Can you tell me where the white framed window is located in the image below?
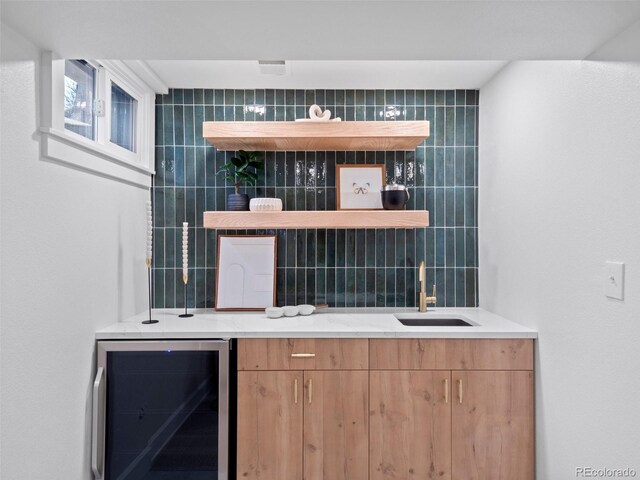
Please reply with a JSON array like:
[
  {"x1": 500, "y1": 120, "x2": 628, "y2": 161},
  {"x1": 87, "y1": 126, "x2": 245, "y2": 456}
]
[
  {"x1": 64, "y1": 59, "x2": 97, "y2": 141},
  {"x1": 40, "y1": 53, "x2": 167, "y2": 188},
  {"x1": 109, "y1": 80, "x2": 138, "y2": 153}
]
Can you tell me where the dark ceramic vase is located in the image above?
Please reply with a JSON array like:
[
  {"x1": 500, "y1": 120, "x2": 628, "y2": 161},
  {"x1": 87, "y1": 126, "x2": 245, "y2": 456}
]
[{"x1": 227, "y1": 193, "x2": 249, "y2": 211}]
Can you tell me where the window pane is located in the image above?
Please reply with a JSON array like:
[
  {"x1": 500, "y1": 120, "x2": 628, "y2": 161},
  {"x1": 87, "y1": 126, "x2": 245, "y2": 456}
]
[
  {"x1": 111, "y1": 82, "x2": 137, "y2": 152},
  {"x1": 64, "y1": 60, "x2": 96, "y2": 140}
]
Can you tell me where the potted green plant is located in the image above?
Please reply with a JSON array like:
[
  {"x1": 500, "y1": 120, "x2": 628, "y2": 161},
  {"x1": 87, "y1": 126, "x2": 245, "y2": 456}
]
[{"x1": 217, "y1": 150, "x2": 264, "y2": 211}]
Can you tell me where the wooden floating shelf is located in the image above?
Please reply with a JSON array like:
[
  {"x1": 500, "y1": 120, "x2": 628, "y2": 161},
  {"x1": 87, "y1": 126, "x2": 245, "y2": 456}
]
[
  {"x1": 203, "y1": 210, "x2": 429, "y2": 230},
  {"x1": 202, "y1": 121, "x2": 430, "y2": 151}
]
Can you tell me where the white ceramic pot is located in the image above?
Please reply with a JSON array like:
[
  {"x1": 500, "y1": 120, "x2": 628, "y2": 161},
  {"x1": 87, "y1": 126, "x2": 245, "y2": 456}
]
[
  {"x1": 297, "y1": 304, "x2": 315, "y2": 316},
  {"x1": 249, "y1": 198, "x2": 283, "y2": 211},
  {"x1": 265, "y1": 307, "x2": 284, "y2": 318},
  {"x1": 282, "y1": 306, "x2": 299, "y2": 317}
]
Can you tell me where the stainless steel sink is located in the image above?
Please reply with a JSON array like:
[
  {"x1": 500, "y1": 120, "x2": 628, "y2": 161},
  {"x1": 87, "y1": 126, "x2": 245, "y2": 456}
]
[{"x1": 394, "y1": 313, "x2": 476, "y2": 327}]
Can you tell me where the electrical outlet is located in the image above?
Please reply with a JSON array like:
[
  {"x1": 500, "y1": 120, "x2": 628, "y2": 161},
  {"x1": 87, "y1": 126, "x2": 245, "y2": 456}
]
[{"x1": 605, "y1": 261, "x2": 624, "y2": 300}]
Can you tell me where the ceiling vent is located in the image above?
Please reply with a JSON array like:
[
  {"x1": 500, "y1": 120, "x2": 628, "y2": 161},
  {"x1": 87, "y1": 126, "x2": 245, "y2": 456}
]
[{"x1": 258, "y1": 60, "x2": 288, "y2": 76}]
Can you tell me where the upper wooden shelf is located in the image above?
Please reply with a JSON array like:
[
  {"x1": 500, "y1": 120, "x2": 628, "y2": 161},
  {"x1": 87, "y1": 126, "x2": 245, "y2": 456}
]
[
  {"x1": 202, "y1": 121, "x2": 430, "y2": 151},
  {"x1": 203, "y1": 210, "x2": 429, "y2": 230}
]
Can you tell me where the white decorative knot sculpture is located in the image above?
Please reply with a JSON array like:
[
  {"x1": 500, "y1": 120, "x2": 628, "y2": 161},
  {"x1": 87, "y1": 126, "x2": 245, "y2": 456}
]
[{"x1": 295, "y1": 104, "x2": 342, "y2": 122}]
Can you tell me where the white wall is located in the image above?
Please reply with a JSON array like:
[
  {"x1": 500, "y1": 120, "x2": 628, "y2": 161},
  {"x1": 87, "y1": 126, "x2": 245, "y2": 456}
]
[
  {"x1": 0, "y1": 25, "x2": 149, "y2": 479},
  {"x1": 480, "y1": 61, "x2": 640, "y2": 478}
]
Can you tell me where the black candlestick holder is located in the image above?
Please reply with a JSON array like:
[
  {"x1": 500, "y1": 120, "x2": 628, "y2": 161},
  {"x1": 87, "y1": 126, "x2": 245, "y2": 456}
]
[
  {"x1": 179, "y1": 275, "x2": 194, "y2": 318},
  {"x1": 142, "y1": 259, "x2": 159, "y2": 324}
]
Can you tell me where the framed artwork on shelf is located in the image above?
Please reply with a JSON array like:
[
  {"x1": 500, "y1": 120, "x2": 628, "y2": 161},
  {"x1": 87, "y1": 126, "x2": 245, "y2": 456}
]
[
  {"x1": 215, "y1": 235, "x2": 277, "y2": 311},
  {"x1": 336, "y1": 164, "x2": 386, "y2": 210}
]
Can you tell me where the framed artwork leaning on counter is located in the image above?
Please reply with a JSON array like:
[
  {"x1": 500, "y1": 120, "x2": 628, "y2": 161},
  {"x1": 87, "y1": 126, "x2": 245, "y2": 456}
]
[{"x1": 215, "y1": 235, "x2": 277, "y2": 311}]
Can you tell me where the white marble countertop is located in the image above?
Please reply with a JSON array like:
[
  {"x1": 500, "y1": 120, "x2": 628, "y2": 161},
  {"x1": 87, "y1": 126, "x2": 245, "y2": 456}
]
[{"x1": 96, "y1": 307, "x2": 537, "y2": 339}]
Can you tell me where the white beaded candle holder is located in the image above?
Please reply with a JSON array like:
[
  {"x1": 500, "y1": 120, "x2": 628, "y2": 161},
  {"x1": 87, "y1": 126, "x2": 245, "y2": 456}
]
[
  {"x1": 179, "y1": 222, "x2": 193, "y2": 318},
  {"x1": 143, "y1": 200, "x2": 159, "y2": 324}
]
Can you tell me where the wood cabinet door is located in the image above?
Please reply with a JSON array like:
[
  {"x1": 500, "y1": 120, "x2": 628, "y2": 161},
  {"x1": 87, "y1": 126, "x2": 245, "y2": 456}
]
[
  {"x1": 237, "y1": 371, "x2": 303, "y2": 480},
  {"x1": 370, "y1": 370, "x2": 452, "y2": 480},
  {"x1": 452, "y1": 371, "x2": 534, "y2": 480},
  {"x1": 303, "y1": 370, "x2": 369, "y2": 480}
]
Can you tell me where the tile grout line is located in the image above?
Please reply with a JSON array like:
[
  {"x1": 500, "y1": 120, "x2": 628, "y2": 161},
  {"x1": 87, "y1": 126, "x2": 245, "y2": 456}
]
[{"x1": 463, "y1": 91, "x2": 468, "y2": 307}]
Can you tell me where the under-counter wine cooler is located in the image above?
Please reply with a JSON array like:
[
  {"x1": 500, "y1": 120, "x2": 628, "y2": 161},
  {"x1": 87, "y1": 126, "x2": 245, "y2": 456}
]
[{"x1": 92, "y1": 340, "x2": 229, "y2": 480}]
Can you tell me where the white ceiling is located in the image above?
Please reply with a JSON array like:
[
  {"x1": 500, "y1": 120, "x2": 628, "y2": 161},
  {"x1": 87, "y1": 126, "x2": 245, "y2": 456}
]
[
  {"x1": 145, "y1": 60, "x2": 508, "y2": 88},
  {"x1": 2, "y1": 1, "x2": 640, "y2": 88}
]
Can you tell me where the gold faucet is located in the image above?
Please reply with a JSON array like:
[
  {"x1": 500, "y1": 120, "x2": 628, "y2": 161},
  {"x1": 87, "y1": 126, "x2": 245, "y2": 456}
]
[{"x1": 418, "y1": 260, "x2": 437, "y2": 312}]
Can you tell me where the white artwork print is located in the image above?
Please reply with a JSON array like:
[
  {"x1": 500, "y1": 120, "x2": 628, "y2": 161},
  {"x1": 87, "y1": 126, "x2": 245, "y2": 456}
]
[
  {"x1": 339, "y1": 167, "x2": 384, "y2": 209},
  {"x1": 216, "y1": 236, "x2": 276, "y2": 309}
]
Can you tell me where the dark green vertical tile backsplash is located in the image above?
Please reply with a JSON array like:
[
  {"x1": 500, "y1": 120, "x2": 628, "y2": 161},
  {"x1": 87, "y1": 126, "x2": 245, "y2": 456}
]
[{"x1": 152, "y1": 89, "x2": 478, "y2": 308}]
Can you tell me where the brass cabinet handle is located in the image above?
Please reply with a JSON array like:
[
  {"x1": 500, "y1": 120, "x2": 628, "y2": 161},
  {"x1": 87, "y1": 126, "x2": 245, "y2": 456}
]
[
  {"x1": 457, "y1": 379, "x2": 463, "y2": 404},
  {"x1": 294, "y1": 378, "x2": 298, "y2": 404},
  {"x1": 444, "y1": 378, "x2": 449, "y2": 404},
  {"x1": 291, "y1": 353, "x2": 316, "y2": 358},
  {"x1": 308, "y1": 378, "x2": 313, "y2": 404}
]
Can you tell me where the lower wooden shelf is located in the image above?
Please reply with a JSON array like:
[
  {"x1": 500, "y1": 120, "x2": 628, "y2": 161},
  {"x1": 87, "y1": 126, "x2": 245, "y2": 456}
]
[{"x1": 203, "y1": 210, "x2": 429, "y2": 229}]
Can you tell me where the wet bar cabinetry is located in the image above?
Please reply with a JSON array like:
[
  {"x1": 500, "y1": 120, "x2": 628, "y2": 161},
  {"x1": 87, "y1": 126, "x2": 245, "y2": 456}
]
[
  {"x1": 236, "y1": 339, "x2": 369, "y2": 480},
  {"x1": 369, "y1": 338, "x2": 534, "y2": 480},
  {"x1": 236, "y1": 338, "x2": 534, "y2": 480}
]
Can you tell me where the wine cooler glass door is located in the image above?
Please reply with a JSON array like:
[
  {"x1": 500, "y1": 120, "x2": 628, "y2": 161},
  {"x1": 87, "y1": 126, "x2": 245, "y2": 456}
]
[{"x1": 93, "y1": 340, "x2": 229, "y2": 480}]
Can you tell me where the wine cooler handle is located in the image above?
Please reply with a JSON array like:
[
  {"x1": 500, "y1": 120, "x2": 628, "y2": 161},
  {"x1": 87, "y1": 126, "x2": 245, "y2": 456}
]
[{"x1": 92, "y1": 367, "x2": 105, "y2": 479}]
